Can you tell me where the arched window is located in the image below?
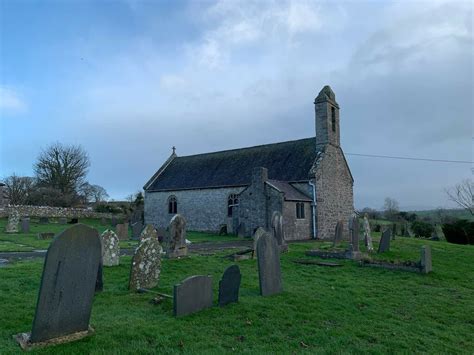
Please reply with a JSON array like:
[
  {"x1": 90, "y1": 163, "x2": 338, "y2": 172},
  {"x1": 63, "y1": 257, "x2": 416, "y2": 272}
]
[
  {"x1": 296, "y1": 202, "x2": 305, "y2": 219},
  {"x1": 227, "y1": 194, "x2": 239, "y2": 217},
  {"x1": 168, "y1": 196, "x2": 177, "y2": 214},
  {"x1": 331, "y1": 106, "x2": 336, "y2": 133}
]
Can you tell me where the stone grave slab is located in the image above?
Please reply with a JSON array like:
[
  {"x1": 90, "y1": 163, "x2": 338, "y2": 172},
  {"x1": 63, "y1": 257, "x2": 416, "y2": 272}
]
[
  {"x1": 218, "y1": 265, "x2": 241, "y2": 306},
  {"x1": 14, "y1": 224, "x2": 101, "y2": 349},
  {"x1": 257, "y1": 232, "x2": 282, "y2": 297},
  {"x1": 420, "y1": 245, "x2": 432, "y2": 273},
  {"x1": 378, "y1": 229, "x2": 391, "y2": 253},
  {"x1": 129, "y1": 225, "x2": 162, "y2": 291},
  {"x1": 101, "y1": 230, "x2": 120, "y2": 266},
  {"x1": 21, "y1": 217, "x2": 30, "y2": 233},
  {"x1": 168, "y1": 214, "x2": 188, "y2": 258},
  {"x1": 173, "y1": 275, "x2": 213, "y2": 317},
  {"x1": 332, "y1": 221, "x2": 344, "y2": 246}
]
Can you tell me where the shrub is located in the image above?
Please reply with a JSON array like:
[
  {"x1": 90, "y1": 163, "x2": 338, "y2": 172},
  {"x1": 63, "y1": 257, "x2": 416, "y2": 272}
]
[
  {"x1": 374, "y1": 224, "x2": 381, "y2": 232},
  {"x1": 411, "y1": 221, "x2": 434, "y2": 238},
  {"x1": 94, "y1": 203, "x2": 122, "y2": 214},
  {"x1": 442, "y1": 220, "x2": 474, "y2": 245}
]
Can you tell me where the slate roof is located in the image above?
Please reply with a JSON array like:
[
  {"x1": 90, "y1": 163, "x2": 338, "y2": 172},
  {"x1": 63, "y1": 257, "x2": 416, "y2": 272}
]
[
  {"x1": 266, "y1": 180, "x2": 312, "y2": 202},
  {"x1": 145, "y1": 138, "x2": 317, "y2": 192}
]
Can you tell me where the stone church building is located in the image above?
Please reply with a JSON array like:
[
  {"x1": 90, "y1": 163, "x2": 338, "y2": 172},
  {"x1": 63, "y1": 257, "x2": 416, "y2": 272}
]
[{"x1": 144, "y1": 86, "x2": 354, "y2": 240}]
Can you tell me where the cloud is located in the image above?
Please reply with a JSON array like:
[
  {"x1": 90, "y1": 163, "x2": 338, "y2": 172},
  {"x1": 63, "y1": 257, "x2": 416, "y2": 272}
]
[{"x1": 0, "y1": 86, "x2": 27, "y2": 115}]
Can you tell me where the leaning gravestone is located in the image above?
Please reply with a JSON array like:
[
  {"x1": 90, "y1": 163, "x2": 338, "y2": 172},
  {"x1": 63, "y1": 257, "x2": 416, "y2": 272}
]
[
  {"x1": 131, "y1": 222, "x2": 144, "y2": 240},
  {"x1": 5, "y1": 210, "x2": 20, "y2": 233},
  {"x1": 332, "y1": 221, "x2": 344, "y2": 247},
  {"x1": 21, "y1": 217, "x2": 30, "y2": 233},
  {"x1": 115, "y1": 223, "x2": 129, "y2": 240},
  {"x1": 271, "y1": 211, "x2": 288, "y2": 252},
  {"x1": 218, "y1": 265, "x2": 241, "y2": 306},
  {"x1": 14, "y1": 224, "x2": 101, "y2": 350},
  {"x1": 101, "y1": 230, "x2": 120, "y2": 266},
  {"x1": 129, "y1": 225, "x2": 163, "y2": 291},
  {"x1": 174, "y1": 275, "x2": 213, "y2": 317},
  {"x1": 420, "y1": 245, "x2": 432, "y2": 273},
  {"x1": 168, "y1": 214, "x2": 188, "y2": 258},
  {"x1": 257, "y1": 232, "x2": 283, "y2": 297},
  {"x1": 378, "y1": 229, "x2": 391, "y2": 253},
  {"x1": 252, "y1": 227, "x2": 267, "y2": 259}
]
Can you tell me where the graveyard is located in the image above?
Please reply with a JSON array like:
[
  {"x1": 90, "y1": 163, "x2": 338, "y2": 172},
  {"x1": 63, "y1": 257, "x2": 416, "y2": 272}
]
[{"x1": 0, "y1": 218, "x2": 473, "y2": 353}]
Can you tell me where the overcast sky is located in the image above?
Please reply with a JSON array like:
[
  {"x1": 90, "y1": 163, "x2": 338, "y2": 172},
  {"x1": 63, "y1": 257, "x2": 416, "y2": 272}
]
[{"x1": 0, "y1": 0, "x2": 472, "y2": 210}]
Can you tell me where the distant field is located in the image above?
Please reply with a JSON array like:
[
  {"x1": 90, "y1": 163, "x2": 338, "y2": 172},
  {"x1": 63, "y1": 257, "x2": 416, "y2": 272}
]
[{"x1": 413, "y1": 208, "x2": 474, "y2": 221}]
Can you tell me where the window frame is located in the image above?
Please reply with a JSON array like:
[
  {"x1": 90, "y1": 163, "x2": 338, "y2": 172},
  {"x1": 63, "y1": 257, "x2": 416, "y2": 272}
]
[
  {"x1": 296, "y1": 202, "x2": 305, "y2": 219},
  {"x1": 227, "y1": 193, "x2": 239, "y2": 217},
  {"x1": 168, "y1": 195, "x2": 177, "y2": 214}
]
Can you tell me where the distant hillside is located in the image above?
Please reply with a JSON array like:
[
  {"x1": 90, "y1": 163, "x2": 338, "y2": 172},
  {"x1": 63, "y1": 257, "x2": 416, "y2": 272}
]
[{"x1": 412, "y1": 208, "x2": 474, "y2": 222}]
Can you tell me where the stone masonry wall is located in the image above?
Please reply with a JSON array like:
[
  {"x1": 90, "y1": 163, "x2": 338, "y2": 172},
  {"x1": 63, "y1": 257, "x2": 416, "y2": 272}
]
[
  {"x1": 144, "y1": 187, "x2": 245, "y2": 232},
  {"x1": 0, "y1": 205, "x2": 116, "y2": 219},
  {"x1": 314, "y1": 145, "x2": 354, "y2": 240},
  {"x1": 282, "y1": 201, "x2": 312, "y2": 241}
]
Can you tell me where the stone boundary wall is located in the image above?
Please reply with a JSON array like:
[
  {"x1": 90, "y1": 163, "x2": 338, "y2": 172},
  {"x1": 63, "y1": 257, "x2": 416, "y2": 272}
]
[{"x1": 0, "y1": 205, "x2": 120, "y2": 219}]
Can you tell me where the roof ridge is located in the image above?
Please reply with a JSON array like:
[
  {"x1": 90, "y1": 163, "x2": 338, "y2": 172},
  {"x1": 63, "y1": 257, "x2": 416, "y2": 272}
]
[{"x1": 176, "y1": 137, "x2": 314, "y2": 159}]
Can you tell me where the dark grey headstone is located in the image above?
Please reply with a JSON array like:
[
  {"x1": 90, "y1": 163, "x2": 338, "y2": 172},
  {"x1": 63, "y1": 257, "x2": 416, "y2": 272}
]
[
  {"x1": 29, "y1": 224, "x2": 101, "y2": 343},
  {"x1": 333, "y1": 221, "x2": 344, "y2": 246},
  {"x1": 218, "y1": 265, "x2": 241, "y2": 306},
  {"x1": 257, "y1": 233, "x2": 282, "y2": 297},
  {"x1": 21, "y1": 217, "x2": 30, "y2": 233},
  {"x1": 378, "y1": 229, "x2": 391, "y2": 253},
  {"x1": 39, "y1": 217, "x2": 49, "y2": 224},
  {"x1": 173, "y1": 275, "x2": 213, "y2": 317}
]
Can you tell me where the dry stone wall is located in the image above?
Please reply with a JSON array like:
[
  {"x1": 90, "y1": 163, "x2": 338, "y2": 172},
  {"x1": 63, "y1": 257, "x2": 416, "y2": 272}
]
[{"x1": 0, "y1": 205, "x2": 118, "y2": 219}]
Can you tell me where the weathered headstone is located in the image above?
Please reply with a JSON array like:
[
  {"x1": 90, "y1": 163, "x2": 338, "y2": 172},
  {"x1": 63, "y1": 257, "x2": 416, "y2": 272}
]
[
  {"x1": 271, "y1": 211, "x2": 288, "y2": 252},
  {"x1": 116, "y1": 223, "x2": 129, "y2": 240},
  {"x1": 101, "y1": 230, "x2": 120, "y2": 266},
  {"x1": 131, "y1": 222, "x2": 144, "y2": 240},
  {"x1": 252, "y1": 227, "x2": 267, "y2": 259},
  {"x1": 39, "y1": 217, "x2": 49, "y2": 225},
  {"x1": 218, "y1": 265, "x2": 241, "y2": 306},
  {"x1": 332, "y1": 220, "x2": 344, "y2": 246},
  {"x1": 420, "y1": 245, "x2": 432, "y2": 273},
  {"x1": 129, "y1": 225, "x2": 163, "y2": 291},
  {"x1": 14, "y1": 224, "x2": 101, "y2": 349},
  {"x1": 378, "y1": 229, "x2": 391, "y2": 253},
  {"x1": 5, "y1": 210, "x2": 20, "y2": 233},
  {"x1": 168, "y1": 214, "x2": 188, "y2": 258},
  {"x1": 257, "y1": 232, "x2": 283, "y2": 297},
  {"x1": 349, "y1": 216, "x2": 360, "y2": 252},
  {"x1": 363, "y1": 214, "x2": 374, "y2": 251},
  {"x1": 173, "y1": 275, "x2": 213, "y2": 317},
  {"x1": 21, "y1": 217, "x2": 30, "y2": 233},
  {"x1": 59, "y1": 217, "x2": 67, "y2": 225}
]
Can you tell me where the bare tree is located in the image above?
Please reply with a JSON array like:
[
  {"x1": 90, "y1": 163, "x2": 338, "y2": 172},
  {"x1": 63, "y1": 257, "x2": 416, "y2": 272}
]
[
  {"x1": 383, "y1": 197, "x2": 399, "y2": 220},
  {"x1": 78, "y1": 183, "x2": 109, "y2": 204},
  {"x1": 91, "y1": 184, "x2": 109, "y2": 203},
  {"x1": 4, "y1": 174, "x2": 36, "y2": 205},
  {"x1": 446, "y1": 179, "x2": 473, "y2": 215},
  {"x1": 34, "y1": 143, "x2": 90, "y2": 194}
]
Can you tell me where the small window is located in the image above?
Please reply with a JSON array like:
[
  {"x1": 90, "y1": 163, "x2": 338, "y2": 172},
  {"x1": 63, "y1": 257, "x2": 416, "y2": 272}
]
[
  {"x1": 331, "y1": 107, "x2": 336, "y2": 133},
  {"x1": 296, "y1": 202, "x2": 305, "y2": 219},
  {"x1": 228, "y1": 194, "x2": 239, "y2": 217},
  {"x1": 168, "y1": 196, "x2": 177, "y2": 214}
]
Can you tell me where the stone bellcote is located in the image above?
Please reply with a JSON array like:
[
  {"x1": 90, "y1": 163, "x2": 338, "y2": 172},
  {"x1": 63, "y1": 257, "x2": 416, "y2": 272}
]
[{"x1": 314, "y1": 85, "x2": 340, "y2": 151}]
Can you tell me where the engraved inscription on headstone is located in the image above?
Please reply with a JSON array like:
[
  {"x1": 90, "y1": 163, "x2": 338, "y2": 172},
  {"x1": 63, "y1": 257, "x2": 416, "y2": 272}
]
[
  {"x1": 174, "y1": 275, "x2": 213, "y2": 317},
  {"x1": 257, "y1": 232, "x2": 283, "y2": 297},
  {"x1": 218, "y1": 265, "x2": 241, "y2": 306}
]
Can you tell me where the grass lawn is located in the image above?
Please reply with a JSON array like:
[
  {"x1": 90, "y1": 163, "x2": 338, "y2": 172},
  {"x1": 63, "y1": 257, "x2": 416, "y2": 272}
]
[
  {"x1": 0, "y1": 218, "x2": 240, "y2": 252},
  {"x1": 0, "y1": 234, "x2": 473, "y2": 353}
]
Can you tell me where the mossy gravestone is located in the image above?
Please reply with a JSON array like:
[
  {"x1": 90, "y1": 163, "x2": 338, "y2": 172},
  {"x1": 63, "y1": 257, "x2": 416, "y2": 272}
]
[
  {"x1": 257, "y1": 232, "x2": 282, "y2": 297},
  {"x1": 5, "y1": 210, "x2": 20, "y2": 233},
  {"x1": 218, "y1": 265, "x2": 241, "y2": 306},
  {"x1": 14, "y1": 224, "x2": 101, "y2": 350},
  {"x1": 101, "y1": 230, "x2": 120, "y2": 266}
]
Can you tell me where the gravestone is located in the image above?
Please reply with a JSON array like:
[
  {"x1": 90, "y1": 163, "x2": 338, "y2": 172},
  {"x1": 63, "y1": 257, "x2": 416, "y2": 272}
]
[
  {"x1": 420, "y1": 245, "x2": 432, "y2": 273},
  {"x1": 173, "y1": 275, "x2": 213, "y2": 317},
  {"x1": 101, "y1": 230, "x2": 120, "y2": 266},
  {"x1": 252, "y1": 227, "x2": 267, "y2": 258},
  {"x1": 156, "y1": 227, "x2": 167, "y2": 244},
  {"x1": 257, "y1": 232, "x2": 283, "y2": 297},
  {"x1": 21, "y1": 217, "x2": 30, "y2": 233},
  {"x1": 363, "y1": 214, "x2": 374, "y2": 251},
  {"x1": 5, "y1": 210, "x2": 20, "y2": 233},
  {"x1": 332, "y1": 221, "x2": 344, "y2": 246},
  {"x1": 131, "y1": 222, "x2": 144, "y2": 240},
  {"x1": 218, "y1": 265, "x2": 241, "y2": 306},
  {"x1": 115, "y1": 223, "x2": 129, "y2": 240},
  {"x1": 271, "y1": 211, "x2": 288, "y2": 252},
  {"x1": 111, "y1": 216, "x2": 118, "y2": 227},
  {"x1": 129, "y1": 225, "x2": 163, "y2": 291},
  {"x1": 349, "y1": 216, "x2": 360, "y2": 252},
  {"x1": 39, "y1": 217, "x2": 49, "y2": 224},
  {"x1": 168, "y1": 214, "x2": 188, "y2": 258},
  {"x1": 378, "y1": 229, "x2": 391, "y2": 253},
  {"x1": 14, "y1": 224, "x2": 101, "y2": 349},
  {"x1": 59, "y1": 217, "x2": 67, "y2": 225}
]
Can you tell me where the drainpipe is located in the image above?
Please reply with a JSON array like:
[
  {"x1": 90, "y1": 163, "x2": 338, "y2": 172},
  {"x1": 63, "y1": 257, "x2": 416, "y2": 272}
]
[{"x1": 308, "y1": 181, "x2": 317, "y2": 239}]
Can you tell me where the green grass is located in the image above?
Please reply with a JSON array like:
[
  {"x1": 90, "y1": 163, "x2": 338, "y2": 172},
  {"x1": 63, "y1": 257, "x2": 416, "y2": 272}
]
[
  {"x1": 0, "y1": 235, "x2": 473, "y2": 353},
  {"x1": 0, "y1": 219, "x2": 240, "y2": 252}
]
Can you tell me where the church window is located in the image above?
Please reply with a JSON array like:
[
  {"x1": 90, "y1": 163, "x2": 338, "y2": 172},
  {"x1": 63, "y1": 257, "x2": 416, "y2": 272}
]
[
  {"x1": 296, "y1": 202, "x2": 305, "y2": 219},
  {"x1": 168, "y1": 196, "x2": 177, "y2": 214},
  {"x1": 228, "y1": 194, "x2": 239, "y2": 217},
  {"x1": 331, "y1": 107, "x2": 336, "y2": 133}
]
